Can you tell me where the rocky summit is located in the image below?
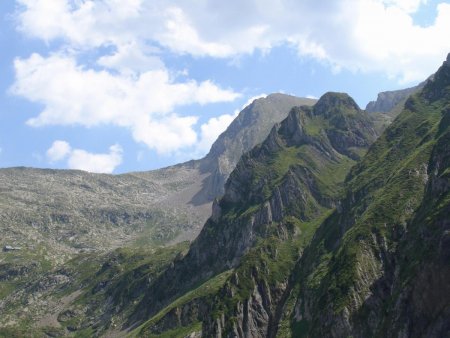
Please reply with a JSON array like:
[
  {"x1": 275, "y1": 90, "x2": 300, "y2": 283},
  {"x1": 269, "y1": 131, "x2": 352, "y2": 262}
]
[{"x1": 0, "y1": 55, "x2": 449, "y2": 338}]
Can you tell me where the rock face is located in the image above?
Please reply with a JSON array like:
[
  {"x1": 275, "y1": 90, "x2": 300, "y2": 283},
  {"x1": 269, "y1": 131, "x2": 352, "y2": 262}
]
[
  {"x1": 3, "y1": 55, "x2": 449, "y2": 337},
  {"x1": 132, "y1": 91, "x2": 377, "y2": 337},
  {"x1": 131, "y1": 56, "x2": 449, "y2": 338},
  {"x1": 287, "y1": 53, "x2": 450, "y2": 338},
  {"x1": 193, "y1": 93, "x2": 316, "y2": 202},
  {"x1": 365, "y1": 83, "x2": 423, "y2": 115},
  {"x1": 0, "y1": 93, "x2": 315, "y2": 266}
]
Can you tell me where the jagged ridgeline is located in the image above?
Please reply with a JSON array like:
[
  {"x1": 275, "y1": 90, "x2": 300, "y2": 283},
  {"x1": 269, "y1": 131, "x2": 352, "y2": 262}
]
[
  {"x1": 132, "y1": 55, "x2": 450, "y2": 338},
  {"x1": 284, "y1": 54, "x2": 450, "y2": 337},
  {"x1": 131, "y1": 92, "x2": 377, "y2": 336},
  {"x1": 1, "y1": 55, "x2": 449, "y2": 337}
]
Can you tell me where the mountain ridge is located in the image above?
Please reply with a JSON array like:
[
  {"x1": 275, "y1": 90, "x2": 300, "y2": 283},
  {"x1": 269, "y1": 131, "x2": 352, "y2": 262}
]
[
  {"x1": 131, "y1": 91, "x2": 378, "y2": 336},
  {"x1": 1, "y1": 55, "x2": 449, "y2": 337}
]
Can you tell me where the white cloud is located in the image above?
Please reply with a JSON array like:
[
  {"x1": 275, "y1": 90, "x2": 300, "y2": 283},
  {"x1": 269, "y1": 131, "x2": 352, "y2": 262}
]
[
  {"x1": 12, "y1": 53, "x2": 239, "y2": 153},
  {"x1": 46, "y1": 140, "x2": 123, "y2": 173},
  {"x1": 11, "y1": 0, "x2": 450, "y2": 163},
  {"x1": 68, "y1": 144, "x2": 123, "y2": 173},
  {"x1": 97, "y1": 43, "x2": 164, "y2": 75},
  {"x1": 192, "y1": 94, "x2": 266, "y2": 157},
  {"x1": 46, "y1": 140, "x2": 71, "y2": 162},
  {"x1": 15, "y1": 0, "x2": 450, "y2": 83},
  {"x1": 197, "y1": 112, "x2": 238, "y2": 154}
]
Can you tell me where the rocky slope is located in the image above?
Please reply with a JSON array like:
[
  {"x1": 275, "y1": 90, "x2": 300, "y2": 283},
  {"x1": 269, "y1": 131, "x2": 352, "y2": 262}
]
[
  {"x1": 132, "y1": 55, "x2": 449, "y2": 337},
  {"x1": 0, "y1": 94, "x2": 313, "y2": 274},
  {"x1": 281, "y1": 53, "x2": 450, "y2": 337},
  {"x1": 195, "y1": 94, "x2": 316, "y2": 201},
  {"x1": 365, "y1": 82, "x2": 423, "y2": 116},
  {"x1": 0, "y1": 166, "x2": 207, "y2": 265},
  {"x1": 130, "y1": 91, "x2": 377, "y2": 337},
  {"x1": 2, "y1": 55, "x2": 448, "y2": 337}
]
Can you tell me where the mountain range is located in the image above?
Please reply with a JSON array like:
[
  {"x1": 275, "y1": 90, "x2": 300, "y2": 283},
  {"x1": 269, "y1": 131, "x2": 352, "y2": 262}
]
[{"x1": 0, "y1": 55, "x2": 449, "y2": 337}]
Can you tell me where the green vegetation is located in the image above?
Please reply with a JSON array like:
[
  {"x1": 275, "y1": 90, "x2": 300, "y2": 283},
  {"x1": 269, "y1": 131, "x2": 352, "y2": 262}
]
[
  {"x1": 286, "y1": 60, "x2": 450, "y2": 337},
  {"x1": 0, "y1": 242, "x2": 190, "y2": 337},
  {"x1": 141, "y1": 321, "x2": 202, "y2": 338},
  {"x1": 195, "y1": 93, "x2": 374, "y2": 335},
  {"x1": 2, "y1": 59, "x2": 448, "y2": 338},
  {"x1": 135, "y1": 270, "x2": 231, "y2": 337}
]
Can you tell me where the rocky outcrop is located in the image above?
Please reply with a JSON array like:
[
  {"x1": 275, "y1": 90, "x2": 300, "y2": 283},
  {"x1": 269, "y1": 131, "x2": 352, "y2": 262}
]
[
  {"x1": 204, "y1": 277, "x2": 283, "y2": 338},
  {"x1": 132, "y1": 91, "x2": 378, "y2": 336},
  {"x1": 286, "y1": 53, "x2": 450, "y2": 338},
  {"x1": 194, "y1": 94, "x2": 316, "y2": 202},
  {"x1": 366, "y1": 83, "x2": 423, "y2": 115},
  {"x1": 148, "y1": 298, "x2": 209, "y2": 335}
]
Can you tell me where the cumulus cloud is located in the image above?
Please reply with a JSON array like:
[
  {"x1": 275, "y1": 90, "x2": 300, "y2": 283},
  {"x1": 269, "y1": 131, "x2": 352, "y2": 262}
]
[
  {"x1": 197, "y1": 112, "x2": 238, "y2": 154},
  {"x1": 46, "y1": 141, "x2": 123, "y2": 173},
  {"x1": 12, "y1": 53, "x2": 239, "y2": 153},
  {"x1": 68, "y1": 144, "x2": 123, "y2": 173},
  {"x1": 46, "y1": 140, "x2": 71, "y2": 162},
  {"x1": 12, "y1": 0, "x2": 450, "y2": 162},
  {"x1": 15, "y1": 0, "x2": 450, "y2": 82}
]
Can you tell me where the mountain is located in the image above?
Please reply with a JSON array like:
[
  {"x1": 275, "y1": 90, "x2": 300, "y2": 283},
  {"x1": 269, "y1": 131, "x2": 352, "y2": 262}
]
[
  {"x1": 130, "y1": 91, "x2": 378, "y2": 336},
  {"x1": 283, "y1": 53, "x2": 450, "y2": 337},
  {"x1": 365, "y1": 82, "x2": 424, "y2": 116},
  {"x1": 194, "y1": 94, "x2": 317, "y2": 202},
  {"x1": 0, "y1": 166, "x2": 206, "y2": 265},
  {"x1": 0, "y1": 94, "x2": 314, "y2": 264},
  {"x1": 132, "y1": 55, "x2": 449, "y2": 337},
  {"x1": 0, "y1": 93, "x2": 316, "y2": 335},
  {"x1": 0, "y1": 92, "x2": 373, "y2": 337},
  {"x1": 2, "y1": 55, "x2": 448, "y2": 337}
]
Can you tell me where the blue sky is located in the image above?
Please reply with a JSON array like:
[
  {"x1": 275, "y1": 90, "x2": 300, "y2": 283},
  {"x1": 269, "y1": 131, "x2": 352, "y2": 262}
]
[{"x1": 0, "y1": 0, "x2": 449, "y2": 173}]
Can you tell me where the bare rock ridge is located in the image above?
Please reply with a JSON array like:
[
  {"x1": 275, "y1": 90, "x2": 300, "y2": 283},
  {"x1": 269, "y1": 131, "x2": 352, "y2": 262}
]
[
  {"x1": 365, "y1": 82, "x2": 424, "y2": 116},
  {"x1": 190, "y1": 93, "x2": 317, "y2": 204}
]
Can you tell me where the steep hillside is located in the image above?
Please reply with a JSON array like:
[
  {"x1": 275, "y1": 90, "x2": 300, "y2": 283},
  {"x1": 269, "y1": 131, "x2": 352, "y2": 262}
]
[
  {"x1": 283, "y1": 53, "x2": 450, "y2": 338},
  {"x1": 131, "y1": 55, "x2": 449, "y2": 338},
  {"x1": 130, "y1": 92, "x2": 377, "y2": 337}
]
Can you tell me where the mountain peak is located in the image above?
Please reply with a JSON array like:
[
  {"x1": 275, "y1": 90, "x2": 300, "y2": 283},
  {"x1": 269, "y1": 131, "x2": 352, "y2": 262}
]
[
  {"x1": 314, "y1": 92, "x2": 360, "y2": 117},
  {"x1": 196, "y1": 93, "x2": 316, "y2": 201}
]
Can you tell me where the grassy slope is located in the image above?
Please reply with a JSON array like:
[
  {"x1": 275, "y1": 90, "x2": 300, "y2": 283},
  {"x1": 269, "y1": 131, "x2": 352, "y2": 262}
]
[
  {"x1": 0, "y1": 243, "x2": 189, "y2": 337},
  {"x1": 286, "y1": 60, "x2": 450, "y2": 337},
  {"x1": 131, "y1": 93, "x2": 376, "y2": 337}
]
